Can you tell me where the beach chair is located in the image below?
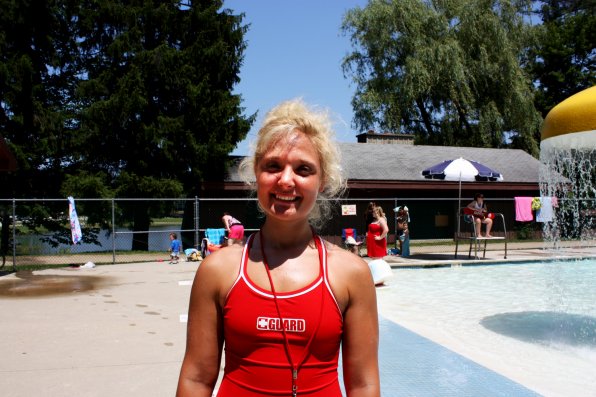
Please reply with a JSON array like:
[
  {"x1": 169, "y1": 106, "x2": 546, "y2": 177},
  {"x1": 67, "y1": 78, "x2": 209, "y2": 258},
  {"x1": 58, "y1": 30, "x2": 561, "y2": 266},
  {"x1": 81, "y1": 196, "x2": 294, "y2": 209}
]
[
  {"x1": 342, "y1": 228, "x2": 363, "y2": 256},
  {"x1": 200, "y1": 228, "x2": 227, "y2": 257}
]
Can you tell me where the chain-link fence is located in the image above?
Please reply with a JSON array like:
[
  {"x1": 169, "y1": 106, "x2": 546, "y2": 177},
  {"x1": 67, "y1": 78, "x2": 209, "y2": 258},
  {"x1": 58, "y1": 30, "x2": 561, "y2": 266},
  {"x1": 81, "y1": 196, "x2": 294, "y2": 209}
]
[{"x1": 1, "y1": 196, "x2": 592, "y2": 269}]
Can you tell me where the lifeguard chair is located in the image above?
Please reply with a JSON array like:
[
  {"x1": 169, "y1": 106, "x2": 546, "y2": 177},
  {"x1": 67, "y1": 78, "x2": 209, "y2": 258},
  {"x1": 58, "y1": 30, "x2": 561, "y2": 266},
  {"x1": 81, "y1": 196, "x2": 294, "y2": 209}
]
[{"x1": 454, "y1": 207, "x2": 508, "y2": 259}]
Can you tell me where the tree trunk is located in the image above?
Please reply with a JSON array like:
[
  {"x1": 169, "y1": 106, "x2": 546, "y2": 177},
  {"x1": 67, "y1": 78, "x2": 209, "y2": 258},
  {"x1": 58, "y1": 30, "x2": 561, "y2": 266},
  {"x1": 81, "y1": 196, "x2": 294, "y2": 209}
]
[
  {"x1": 1, "y1": 211, "x2": 10, "y2": 266},
  {"x1": 131, "y1": 204, "x2": 150, "y2": 251},
  {"x1": 416, "y1": 98, "x2": 435, "y2": 136}
]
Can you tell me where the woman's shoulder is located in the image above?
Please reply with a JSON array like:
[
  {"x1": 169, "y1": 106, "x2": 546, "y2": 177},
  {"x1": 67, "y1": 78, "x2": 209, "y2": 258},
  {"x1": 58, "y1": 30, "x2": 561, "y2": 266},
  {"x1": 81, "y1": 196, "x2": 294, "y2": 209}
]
[
  {"x1": 196, "y1": 244, "x2": 244, "y2": 283},
  {"x1": 324, "y1": 241, "x2": 370, "y2": 276}
]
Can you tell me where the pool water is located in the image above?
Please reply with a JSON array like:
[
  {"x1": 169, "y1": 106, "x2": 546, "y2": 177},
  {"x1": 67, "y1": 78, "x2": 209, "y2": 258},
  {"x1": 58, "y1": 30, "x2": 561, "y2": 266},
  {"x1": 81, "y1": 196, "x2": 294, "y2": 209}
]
[{"x1": 376, "y1": 259, "x2": 596, "y2": 397}]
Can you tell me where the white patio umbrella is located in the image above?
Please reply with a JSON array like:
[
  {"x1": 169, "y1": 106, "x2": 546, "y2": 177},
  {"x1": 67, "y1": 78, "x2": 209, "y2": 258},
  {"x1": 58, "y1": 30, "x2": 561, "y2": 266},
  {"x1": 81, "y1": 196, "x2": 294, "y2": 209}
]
[{"x1": 421, "y1": 157, "x2": 504, "y2": 209}]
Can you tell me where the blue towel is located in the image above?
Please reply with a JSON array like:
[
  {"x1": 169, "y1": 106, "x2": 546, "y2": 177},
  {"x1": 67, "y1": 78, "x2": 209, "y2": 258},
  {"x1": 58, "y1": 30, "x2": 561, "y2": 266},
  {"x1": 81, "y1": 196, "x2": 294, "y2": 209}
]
[
  {"x1": 205, "y1": 228, "x2": 226, "y2": 245},
  {"x1": 184, "y1": 248, "x2": 199, "y2": 256}
]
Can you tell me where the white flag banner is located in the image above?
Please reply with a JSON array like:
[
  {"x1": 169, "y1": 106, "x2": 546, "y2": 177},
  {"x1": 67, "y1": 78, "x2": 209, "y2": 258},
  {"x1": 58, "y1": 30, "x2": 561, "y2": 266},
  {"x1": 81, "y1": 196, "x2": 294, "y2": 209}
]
[{"x1": 68, "y1": 196, "x2": 82, "y2": 244}]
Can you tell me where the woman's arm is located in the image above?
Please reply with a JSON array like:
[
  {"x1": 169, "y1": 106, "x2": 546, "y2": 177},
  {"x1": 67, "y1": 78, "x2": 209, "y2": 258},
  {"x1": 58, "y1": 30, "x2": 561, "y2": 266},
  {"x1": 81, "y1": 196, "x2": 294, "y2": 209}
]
[
  {"x1": 340, "y1": 256, "x2": 380, "y2": 397},
  {"x1": 176, "y1": 255, "x2": 226, "y2": 396},
  {"x1": 376, "y1": 217, "x2": 389, "y2": 240},
  {"x1": 222, "y1": 215, "x2": 230, "y2": 232}
]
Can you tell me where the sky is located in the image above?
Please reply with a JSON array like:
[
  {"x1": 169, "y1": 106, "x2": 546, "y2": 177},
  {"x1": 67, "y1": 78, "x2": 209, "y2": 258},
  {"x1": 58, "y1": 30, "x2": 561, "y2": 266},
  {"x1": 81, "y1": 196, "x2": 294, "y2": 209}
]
[{"x1": 223, "y1": 0, "x2": 369, "y2": 156}]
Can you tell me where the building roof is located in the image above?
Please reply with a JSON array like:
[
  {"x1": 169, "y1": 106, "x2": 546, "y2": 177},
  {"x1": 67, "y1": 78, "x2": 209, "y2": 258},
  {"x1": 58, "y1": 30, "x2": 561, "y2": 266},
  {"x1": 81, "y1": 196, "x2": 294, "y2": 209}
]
[
  {"x1": 338, "y1": 143, "x2": 539, "y2": 183},
  {"x1": 218, "y1": 143, "x2": 542, "y2": 196},
  {"x1": 227, "y1": 144, "x2": 539, "y2": 182}
]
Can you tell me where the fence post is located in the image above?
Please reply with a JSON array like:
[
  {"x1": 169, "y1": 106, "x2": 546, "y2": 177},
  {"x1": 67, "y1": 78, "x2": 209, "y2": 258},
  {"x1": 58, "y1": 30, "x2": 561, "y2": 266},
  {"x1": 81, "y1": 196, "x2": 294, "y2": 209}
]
[
  {"x1": 194, "y1": 196, "x2": 199, "y2": 249},
  {"x1": 112, "y1": 198, "x2": 116, "y2": 264},
  {"x1": 197, "y1": 198, "x2": 201, "y2": 248},
  {"x1": 12, "y1": 199, "x2": 16, "y2": 270},
  {"x1": 393, "y1": 198, "x2": 398, "y2": 250}
]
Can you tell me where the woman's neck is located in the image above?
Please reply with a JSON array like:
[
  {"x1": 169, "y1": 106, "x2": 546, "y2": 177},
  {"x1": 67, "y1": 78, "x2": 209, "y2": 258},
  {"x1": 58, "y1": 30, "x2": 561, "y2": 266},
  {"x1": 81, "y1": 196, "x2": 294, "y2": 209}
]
[{"x1": 260, "y1": 220, "x2": 313, "y2": 250}]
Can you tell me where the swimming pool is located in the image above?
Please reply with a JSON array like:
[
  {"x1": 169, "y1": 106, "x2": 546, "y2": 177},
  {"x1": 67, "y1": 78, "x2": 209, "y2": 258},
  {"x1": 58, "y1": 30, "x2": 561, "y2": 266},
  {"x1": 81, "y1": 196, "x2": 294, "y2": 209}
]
[{"x1": 376, "y1": 259, "x2": 596, "y2": 397}]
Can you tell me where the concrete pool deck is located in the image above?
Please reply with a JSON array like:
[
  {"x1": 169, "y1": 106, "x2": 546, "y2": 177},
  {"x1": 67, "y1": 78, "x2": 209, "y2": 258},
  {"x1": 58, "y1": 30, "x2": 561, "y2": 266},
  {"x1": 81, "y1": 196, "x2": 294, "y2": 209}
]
[{"x1": 0, "y1": 243, "x2": 595, "y2": 396}]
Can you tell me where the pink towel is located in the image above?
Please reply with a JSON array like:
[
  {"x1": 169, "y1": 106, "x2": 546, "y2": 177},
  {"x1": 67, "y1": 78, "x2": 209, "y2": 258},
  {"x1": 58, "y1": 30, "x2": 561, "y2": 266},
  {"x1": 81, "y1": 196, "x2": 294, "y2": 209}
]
[
  {"x1": 515, "y1": 197, "x2": 534, "y2": 222},
  {"x1": 552, "y1": 197, "x2": 559, "y2": 207}
]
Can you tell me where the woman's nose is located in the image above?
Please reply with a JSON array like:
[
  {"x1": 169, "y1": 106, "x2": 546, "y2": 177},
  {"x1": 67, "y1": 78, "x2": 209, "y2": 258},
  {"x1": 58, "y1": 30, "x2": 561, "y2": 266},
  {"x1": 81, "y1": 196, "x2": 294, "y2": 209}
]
[{"x1": 278, "y1": 166, "x2": 295, "y2": 187}]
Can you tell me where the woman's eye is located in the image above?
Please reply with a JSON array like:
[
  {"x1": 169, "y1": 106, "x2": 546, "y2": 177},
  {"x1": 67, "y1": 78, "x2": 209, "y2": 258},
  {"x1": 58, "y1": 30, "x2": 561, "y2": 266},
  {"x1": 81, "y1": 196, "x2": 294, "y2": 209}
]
[
  {"x1": 297, "y1": 165, "x2": 313, "y2": 175},
  {"x1": 263, "y1": 162, "x2": 280, "y2": 171}
]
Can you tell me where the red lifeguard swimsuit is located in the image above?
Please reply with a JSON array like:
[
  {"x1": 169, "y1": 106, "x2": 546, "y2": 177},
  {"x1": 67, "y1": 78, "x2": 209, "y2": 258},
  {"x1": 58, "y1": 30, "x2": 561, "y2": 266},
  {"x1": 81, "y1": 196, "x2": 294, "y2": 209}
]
[{"x1": 216, "y1": 234, "x2": 344, "y2": 396}]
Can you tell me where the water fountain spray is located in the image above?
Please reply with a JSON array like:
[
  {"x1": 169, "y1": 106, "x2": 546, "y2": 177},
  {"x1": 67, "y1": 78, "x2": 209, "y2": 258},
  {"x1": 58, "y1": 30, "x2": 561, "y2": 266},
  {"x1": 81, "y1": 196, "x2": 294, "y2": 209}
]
[{"x1": 540, "y1": 86, "x2": 596, "y2": 246}]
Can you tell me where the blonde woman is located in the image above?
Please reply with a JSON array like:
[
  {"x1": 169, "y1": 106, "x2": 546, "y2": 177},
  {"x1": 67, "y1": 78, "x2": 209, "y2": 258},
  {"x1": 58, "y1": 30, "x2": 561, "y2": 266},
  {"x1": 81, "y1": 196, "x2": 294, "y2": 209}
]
[
  {"x1": 177, "y1": 99, "x2": 380, "y2": 397},
  {"x1": 366, "y1": 206, "x2": 388, "y2": 259}
]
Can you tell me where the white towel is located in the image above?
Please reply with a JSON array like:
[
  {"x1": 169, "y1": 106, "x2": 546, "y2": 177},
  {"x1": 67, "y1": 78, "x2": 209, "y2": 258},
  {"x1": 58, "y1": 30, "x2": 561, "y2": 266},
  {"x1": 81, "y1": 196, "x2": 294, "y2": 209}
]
[
  {"x1": 68, "y1": 196, "x2": 82, "y2": 244},
  {"x1": 536, "y1": 197, "x2": 553, "y2": 222}
]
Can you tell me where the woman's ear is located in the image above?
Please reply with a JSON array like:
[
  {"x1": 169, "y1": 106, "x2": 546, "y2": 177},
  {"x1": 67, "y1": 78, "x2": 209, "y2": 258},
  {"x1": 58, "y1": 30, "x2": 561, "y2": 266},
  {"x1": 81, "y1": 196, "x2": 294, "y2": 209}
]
[{"x1": 318, "y1": 178, "x2": 325, "y2": 193}]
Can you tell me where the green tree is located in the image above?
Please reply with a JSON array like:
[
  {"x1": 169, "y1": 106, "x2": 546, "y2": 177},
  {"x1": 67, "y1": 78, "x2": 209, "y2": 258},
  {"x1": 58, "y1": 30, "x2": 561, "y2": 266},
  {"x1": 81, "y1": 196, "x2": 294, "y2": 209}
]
[
  {"x1": 0, "y1": 0, "x2": 79, "y2": 198},
  {"x1": 0, "y1": 0, "x2": 79, "y2": 259},
  {"x1": 528, "y1": 0, "x2": 596, "y2": 117},
  {"x1": 341, "y1": 0, "x2": 541, "y2": 156},
  {"x1": 72, "y1": 0, "x2": 254, "y2": 250}
]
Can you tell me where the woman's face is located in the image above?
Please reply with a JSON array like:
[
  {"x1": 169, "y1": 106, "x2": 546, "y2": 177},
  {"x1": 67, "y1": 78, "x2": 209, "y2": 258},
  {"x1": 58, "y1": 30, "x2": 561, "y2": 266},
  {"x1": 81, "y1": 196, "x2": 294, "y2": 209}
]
[
  {"x1": 373, "y1": 207, "x2": 382, "y2": 219},
  {"x1": 255, "y1": 131, "x2": 323, "y2": 222}
]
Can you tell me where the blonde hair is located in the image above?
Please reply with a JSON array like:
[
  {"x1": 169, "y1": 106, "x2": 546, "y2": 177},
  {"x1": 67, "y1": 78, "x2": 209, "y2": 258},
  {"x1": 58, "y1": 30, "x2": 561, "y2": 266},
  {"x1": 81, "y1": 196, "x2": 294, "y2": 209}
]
[
  {"x1": 239, "y1": 99, "x2": 345, "y2": 227},
  {"x1": 374, "y1": 206, "x2": 386, "y2": 219}
]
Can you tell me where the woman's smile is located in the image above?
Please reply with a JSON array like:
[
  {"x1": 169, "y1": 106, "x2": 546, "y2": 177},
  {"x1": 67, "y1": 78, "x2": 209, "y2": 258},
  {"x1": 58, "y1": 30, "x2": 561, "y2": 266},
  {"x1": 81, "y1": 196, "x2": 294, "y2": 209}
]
[{"x1": 273, "y1": 194, "x2": 300, "y2": 202}]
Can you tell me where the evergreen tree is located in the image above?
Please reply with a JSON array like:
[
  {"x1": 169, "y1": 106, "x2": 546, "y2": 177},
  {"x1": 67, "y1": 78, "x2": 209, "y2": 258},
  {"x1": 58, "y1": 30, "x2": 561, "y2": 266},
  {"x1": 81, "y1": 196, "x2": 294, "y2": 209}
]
[
  {"x1": 0, "y1": 0, "x2": 80, "y2": 257},
  {"x1": 0, "y1": 0, "x2": 79, "y2": 198},
  {"x1": 73, "y1": 0, "x2": 254, "y2": 250},
  {"x1": 341, "y1": 0, "x2": 541, "y2": 156},
  {"x1": 528, "y1": 0, "x2": 596, "y2": 117}
]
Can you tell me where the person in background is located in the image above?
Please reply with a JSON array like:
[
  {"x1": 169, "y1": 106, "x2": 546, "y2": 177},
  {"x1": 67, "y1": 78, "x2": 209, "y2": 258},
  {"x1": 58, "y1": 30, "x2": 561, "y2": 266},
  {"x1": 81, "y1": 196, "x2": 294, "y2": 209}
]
[
  {"x1": 467, "y1": 193, "x2": 493, "y2": 237},
  {"x1": 177, "y1": 99, "x2": 380, "y2": 397},
  {"x1": 394, "y1": 206, "x2": 410, "y2": 257},
  {"x1": 222, "y1": 212, "x2": 245, "y2": 246},
  {"x1": 366, "y1": 205, "x2": 388, "y2": 259},
  {"x1": 364, "y1": 201, "x2": 376, "y2": 231},
  {"x1": 168, "y1": 232, "x2": 182, "y2": 264}
]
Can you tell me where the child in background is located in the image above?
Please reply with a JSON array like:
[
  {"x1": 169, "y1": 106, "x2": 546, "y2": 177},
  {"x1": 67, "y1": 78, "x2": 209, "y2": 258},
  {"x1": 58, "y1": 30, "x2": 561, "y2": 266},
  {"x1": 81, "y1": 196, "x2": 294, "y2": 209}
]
[{"x1": 168, "y1": 232, "x2": 182, "y2": 264}]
